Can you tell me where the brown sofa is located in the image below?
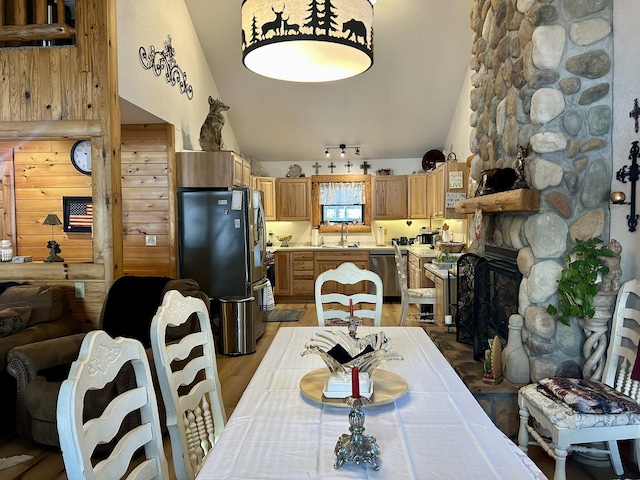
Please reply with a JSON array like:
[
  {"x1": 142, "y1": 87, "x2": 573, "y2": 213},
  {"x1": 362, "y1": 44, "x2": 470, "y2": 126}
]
[
  {"x1": 6, "y1": 276, "x2": 209, "y2": 448},
  {"x1": 0, "y1": 284, "x2": 80, "y2": 434}
]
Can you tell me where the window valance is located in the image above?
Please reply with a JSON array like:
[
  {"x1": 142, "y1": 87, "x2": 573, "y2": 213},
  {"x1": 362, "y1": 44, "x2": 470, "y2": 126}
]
[{"x1": 318, "y1": 182, "x2": 366, "y2": 205}]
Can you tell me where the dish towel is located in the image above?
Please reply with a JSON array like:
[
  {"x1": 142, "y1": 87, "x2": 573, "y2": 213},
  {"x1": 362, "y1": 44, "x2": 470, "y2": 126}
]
[{"x1": 260, "y1": 279, "x2": 276, "y2": 311}]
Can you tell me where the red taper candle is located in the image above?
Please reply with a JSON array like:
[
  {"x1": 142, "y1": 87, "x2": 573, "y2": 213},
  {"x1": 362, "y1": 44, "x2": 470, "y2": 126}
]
[
  {"x1": 351, "y1": 366, "x2": 360, "y2": 398},
  {"x1": 349, "y1": 299, "x2": 354, "y2": 316}
]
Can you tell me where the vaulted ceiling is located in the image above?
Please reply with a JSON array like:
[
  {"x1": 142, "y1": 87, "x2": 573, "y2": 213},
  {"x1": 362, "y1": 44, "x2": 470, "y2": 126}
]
[{"x1": 179, "y1": 0, "x2": 475, "y2": 163}]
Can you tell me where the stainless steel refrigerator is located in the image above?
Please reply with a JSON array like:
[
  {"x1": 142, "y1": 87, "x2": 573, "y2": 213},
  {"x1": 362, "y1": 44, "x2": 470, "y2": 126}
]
[{"x1": 177, "y1": 187, "x2": 268, "y2": 339}]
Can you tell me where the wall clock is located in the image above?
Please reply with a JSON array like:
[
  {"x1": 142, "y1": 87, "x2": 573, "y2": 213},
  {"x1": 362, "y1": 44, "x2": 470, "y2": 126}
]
[{"x1": 70, "y1": 139, "x2": 92, "y2": 175}]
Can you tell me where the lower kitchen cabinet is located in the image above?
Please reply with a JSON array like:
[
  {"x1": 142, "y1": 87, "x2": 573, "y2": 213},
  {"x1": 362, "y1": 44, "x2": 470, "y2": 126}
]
[
  {"x1": 423, "y1": 265, "x2": 457, "y2": 326},
  {"x1": 273, "y1": 251, "x2": 292, "y2": 295},
  {"x1": 273, "y1": 250, "x2": 369, "y2": 300},
  {"x1": 315, "y1": 251, "x2": 369, "y2": 295},
  {"x1": 407, "y1": 252, "x2": 422, "y2": 289},
  {"x1": 292, "y1": 251, "x2": 314, "y2": 296}
]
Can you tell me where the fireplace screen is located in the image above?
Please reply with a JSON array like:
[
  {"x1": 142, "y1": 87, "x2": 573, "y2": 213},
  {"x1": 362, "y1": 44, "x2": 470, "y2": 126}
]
[{"x1": 456, "y1": 248, "x2": 521, "y2": 361}]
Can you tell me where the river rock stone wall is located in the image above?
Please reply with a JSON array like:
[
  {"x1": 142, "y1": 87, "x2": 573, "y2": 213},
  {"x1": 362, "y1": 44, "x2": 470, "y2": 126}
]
[{"x1": 467, "y1": 0, "x2": 613, "y2": 382}]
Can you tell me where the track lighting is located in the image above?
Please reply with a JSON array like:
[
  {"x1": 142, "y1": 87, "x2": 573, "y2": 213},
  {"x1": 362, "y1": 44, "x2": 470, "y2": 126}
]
[{"x1": 324, "y1": 144, "x2": 361, "y2": 157}]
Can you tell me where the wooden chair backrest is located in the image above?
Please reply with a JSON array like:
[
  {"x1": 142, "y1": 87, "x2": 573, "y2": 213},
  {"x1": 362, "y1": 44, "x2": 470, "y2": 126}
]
[
  {"x1": 314, "y1": 262, "x2": 383, "y2": 326},
  {"x1": 57, "y1": 330, "x2": 169, "y2": 480},
  {"x1": 150, "y1": 290, "x2": 226, "y2": 480}
]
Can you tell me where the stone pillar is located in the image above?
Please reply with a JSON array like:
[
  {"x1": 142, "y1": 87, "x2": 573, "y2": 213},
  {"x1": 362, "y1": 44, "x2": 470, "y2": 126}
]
[{"x1": 581, "y1": 290, "x2": 617, "y2": 380}]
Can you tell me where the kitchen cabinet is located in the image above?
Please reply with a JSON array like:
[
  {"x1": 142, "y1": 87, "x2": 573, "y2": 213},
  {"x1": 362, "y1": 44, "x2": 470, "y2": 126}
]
[
  {"x1": 276, "y1": 177, "x2": 311, "y2": 221},
  {"x1": 424, "y1": 264, "x2": 457, "y2": 326},
  {"x1": 407, "y1": 252, "x2": 424, "y2": 289},
  {"x1": 372, "y1": 175, "x2": 407, "y2": 220},
  {"x1": 407, "y1": 173, "x2": 427, "y2": 219},
  {"x1": 426, "y1": 162, "x2": 467, "y2": 219},
  {"x1": 176, "y1": 151, "x2": 250, "y2": 187},
  {"x1": 314, "y1": 251, "x2": 369, "y2": 295},
  {"x1": 253, "y1": 177, "x2": 277, "y2": 221},
  {"x1": 273, "y1": 250, "x2": 292, "y2": 295},
  {"x1": 291, "y1": 251, "x2": 314, "y2": 296}
]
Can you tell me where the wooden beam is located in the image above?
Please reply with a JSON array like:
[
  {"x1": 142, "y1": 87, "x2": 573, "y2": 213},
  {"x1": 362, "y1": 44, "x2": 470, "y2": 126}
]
[
  {"x1": 455, "y1": 189, "x2": 540, "y2": 214},
  {"x1": 0, "y1": 22, "x2": 76, "y2": 41},
  {"x1": 0, "y1": 120, "x2": 101, "y2": 139},
  {"x1": 35, "y1": 0, "x2": 47, "y2": 25}
]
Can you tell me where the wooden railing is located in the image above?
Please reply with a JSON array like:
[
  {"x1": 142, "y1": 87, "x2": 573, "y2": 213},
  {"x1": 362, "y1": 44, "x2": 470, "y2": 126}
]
[{"x1": 0, "y1": 0, "x2": 75, "y2": 43}]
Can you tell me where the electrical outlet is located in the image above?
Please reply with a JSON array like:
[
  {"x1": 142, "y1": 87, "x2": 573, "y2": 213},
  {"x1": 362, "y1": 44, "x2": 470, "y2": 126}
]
[
  {"x1": 145, "y1": 235, "x2": 157, "y2": 246},
  {"x1": 74, "y1": 282, "x2": 85, "y2": 299}
]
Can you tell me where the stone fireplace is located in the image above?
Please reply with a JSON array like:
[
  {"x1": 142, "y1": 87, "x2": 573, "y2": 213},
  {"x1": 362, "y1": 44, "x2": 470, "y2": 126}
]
[
  {"x1": 457, "y1": 247, "x2": 521, "y2": 361},
  {"x1": 466, "y1": 0, "x2": 614, "y2": 382}
]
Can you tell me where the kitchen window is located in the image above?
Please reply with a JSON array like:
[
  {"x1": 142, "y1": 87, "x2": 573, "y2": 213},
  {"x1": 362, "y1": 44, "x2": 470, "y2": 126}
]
[
  {"x1": 319, "y1": 181, "x2": 365, "y2": 225},
  {"x1": 311, "y1": 175, "x2": 372, "y2": 232}
]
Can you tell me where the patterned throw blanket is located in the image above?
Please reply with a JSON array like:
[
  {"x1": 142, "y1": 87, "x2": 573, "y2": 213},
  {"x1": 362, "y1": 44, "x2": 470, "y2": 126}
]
[{"x1": 537, "y1": 377, "x2": 640, "y2": 414}]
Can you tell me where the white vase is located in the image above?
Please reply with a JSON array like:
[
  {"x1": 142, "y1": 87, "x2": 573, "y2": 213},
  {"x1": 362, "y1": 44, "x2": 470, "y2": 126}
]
[{"x1": 502, "y1": 314, "x2": 530, "y2": 384}]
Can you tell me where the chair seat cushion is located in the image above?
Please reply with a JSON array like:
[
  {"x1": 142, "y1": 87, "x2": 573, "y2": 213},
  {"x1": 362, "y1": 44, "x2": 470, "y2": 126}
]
[
  {"x1": 407, "y1": 287, "x2": 436, "y2": 298},
  {"x1": 520, "y1": 379, "x2": 640, "y2": 429},
  {"x1": 325, "y1": 317, "x2": 363, "y2": 327}
]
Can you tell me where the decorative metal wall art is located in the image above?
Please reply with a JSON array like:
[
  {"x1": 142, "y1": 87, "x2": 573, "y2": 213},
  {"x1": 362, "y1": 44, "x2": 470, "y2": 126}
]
[
  {"x1": 614, "y1": 140, "x2": 639, "y2": 232},
  {"x1": 139, "y1": 35, "x2": 193, "y2": 100}
]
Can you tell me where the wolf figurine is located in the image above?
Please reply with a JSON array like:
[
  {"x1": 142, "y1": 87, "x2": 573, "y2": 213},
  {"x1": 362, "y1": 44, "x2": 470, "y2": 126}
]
[{"x1": 199, "y1": 96, "x2": 229, "y2": 151}]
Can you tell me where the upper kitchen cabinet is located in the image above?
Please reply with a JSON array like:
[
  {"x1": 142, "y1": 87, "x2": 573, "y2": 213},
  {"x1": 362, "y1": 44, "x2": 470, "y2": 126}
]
[
  {"x1": 427, "y1": 163, "x2": 467, "y2": 220},
  {"x1": 408, "y1": 173, "x2": 428, "y2": 219},
  {"x1": 177, "y1": 151, "x2": 251, "y2": 188},
  {"x1": 276, "y1": 177, "x2": 311, "y2": 221},
  {"x1": 253, "y1": 177, "x2": 277, "y2": 221},
  {"x1": 372, "y1": 175, "x2": 407, "y2": 220}
]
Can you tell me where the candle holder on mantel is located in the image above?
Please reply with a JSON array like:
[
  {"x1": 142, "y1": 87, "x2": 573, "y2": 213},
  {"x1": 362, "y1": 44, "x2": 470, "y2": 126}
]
[{"x1": 334, "y1": 368, "x2": 381, "y2": 471}]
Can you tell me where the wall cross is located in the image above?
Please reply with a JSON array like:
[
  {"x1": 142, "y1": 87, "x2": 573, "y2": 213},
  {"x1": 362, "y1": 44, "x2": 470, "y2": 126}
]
[
  {"x1": 360, "y1": 161, "x2": 371, "y2": 174},
  {"x1": 345, "y1": 161, "x2": 353, "y2": 173},
  {"x1": 630, "y1": 98, "x2": 640, "y2": 133},
  {"x1": 328, "y1": 162, "x2": 336, "y2": 173},
  {"x1": 312, "y1": 162, "x2": 322, "y2": 174}
]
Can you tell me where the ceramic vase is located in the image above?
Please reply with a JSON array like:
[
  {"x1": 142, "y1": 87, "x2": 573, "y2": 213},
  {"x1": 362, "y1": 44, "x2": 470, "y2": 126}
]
[{"x1": 502, "y1": 314, "x2": 530, "y2": 384}]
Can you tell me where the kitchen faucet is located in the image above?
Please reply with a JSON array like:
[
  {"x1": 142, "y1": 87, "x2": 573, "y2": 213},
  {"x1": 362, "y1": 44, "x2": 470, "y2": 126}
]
[{"x1": 340, "y1": 223, "x2": 349, "y2": 247}]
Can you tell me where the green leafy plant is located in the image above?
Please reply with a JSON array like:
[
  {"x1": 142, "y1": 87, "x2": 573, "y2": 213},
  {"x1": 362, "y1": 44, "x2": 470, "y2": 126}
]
[
  {"x1": 436, "y1": 251, "x2": 457, "y2": 263},
  {"x1": 547, "y1": 237, "x2": 617, "y2": 326}
]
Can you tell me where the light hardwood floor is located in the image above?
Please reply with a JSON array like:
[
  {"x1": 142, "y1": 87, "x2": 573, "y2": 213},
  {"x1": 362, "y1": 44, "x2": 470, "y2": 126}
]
[{"x1": 0, "y1": 303, "x2": 636, "y2": 479}]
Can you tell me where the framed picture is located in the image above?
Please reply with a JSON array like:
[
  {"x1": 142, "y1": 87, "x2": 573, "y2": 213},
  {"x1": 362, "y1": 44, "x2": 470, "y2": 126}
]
[{"x1": 63, "y1": 196, "x2": 93, "y2": 233}]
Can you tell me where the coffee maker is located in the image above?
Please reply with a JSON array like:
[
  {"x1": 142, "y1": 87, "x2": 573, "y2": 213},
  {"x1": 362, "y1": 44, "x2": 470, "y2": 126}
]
[{"x1": 418, "y1": 227, "x2": 437, "y2": 248}]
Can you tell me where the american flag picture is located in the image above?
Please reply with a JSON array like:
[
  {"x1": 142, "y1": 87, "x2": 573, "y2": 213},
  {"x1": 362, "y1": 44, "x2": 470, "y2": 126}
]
[{"x1": 64, "y1": 197, "x2": 93, "y2": 232}]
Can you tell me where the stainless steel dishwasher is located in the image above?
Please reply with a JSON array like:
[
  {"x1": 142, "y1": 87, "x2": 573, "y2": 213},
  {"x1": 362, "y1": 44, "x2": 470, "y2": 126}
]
[{"x1": 368, "y1": 249, "x2": 403, "y2": 299}]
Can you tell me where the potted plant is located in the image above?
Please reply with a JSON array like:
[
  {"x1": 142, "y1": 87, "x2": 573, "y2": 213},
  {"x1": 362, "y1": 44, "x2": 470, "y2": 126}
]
[{"x1": 547, "y1": 237, "x2": 617, "y2": 326}]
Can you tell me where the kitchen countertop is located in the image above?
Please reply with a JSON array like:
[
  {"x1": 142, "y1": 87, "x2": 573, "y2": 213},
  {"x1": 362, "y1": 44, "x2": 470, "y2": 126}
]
[
  {"x1": 266, "y1": 244, "x2": 459, "y2": 257},
  {"x1": 424, "y1": 261, "x2": 458, "y2": 279}
]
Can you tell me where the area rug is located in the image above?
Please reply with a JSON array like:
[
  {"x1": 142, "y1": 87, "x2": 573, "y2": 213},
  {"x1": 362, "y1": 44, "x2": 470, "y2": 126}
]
[{"x1": 266, "y1": 308, "x2": 304, "y2": 322}]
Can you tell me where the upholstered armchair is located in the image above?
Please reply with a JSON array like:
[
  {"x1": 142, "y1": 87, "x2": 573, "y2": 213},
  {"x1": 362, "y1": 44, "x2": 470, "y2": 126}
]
[{"x1": 7, "y1": 276, "x2": 210, "y2": 448}]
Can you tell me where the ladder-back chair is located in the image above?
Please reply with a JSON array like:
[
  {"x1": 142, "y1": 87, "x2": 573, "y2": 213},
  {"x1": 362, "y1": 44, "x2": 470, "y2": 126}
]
[
  {"x1": 57, "y1": 330, "x2": 169, "y2": 480},
  {"x1": 151, "y1": 290, "x2": 227, "y2": 480},
  {"x1": 394, "y1": 244, "x2": 436, "y2": 325},
  {"x1": 518, "y1": 279, "x2": 640, "y2": 480},
  {"x1": 315, "y1": 262, "x2": 383, "y2": 326}
]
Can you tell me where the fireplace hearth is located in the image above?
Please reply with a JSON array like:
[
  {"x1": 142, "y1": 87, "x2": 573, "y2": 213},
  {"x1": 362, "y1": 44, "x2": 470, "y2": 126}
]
[{"x1": 456, "y1": 246, "x2": 522, "y2": 360}]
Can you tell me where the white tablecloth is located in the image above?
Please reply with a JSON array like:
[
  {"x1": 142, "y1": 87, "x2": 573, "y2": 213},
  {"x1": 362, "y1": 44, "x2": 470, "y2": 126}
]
[{"x1": 197, "y1": 327, "x2": 546, "y2": 479}]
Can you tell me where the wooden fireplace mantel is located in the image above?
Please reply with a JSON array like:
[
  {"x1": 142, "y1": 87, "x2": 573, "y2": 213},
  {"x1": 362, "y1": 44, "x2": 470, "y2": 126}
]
[{"x1": 455, "y1": 189, "x2": 540, "y2": 214}]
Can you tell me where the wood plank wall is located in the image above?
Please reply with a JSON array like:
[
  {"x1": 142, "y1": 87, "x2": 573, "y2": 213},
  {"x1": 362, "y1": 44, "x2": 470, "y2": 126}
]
[
  {"x1": 121, "y1": 124, "x2": 176, "y2": 278},
  {"x1": 1, "y1": 139, "x2": 92, "y2": 262},
  {"x1": 0, "y1": 0, "x2": 121, "y2": 329}
]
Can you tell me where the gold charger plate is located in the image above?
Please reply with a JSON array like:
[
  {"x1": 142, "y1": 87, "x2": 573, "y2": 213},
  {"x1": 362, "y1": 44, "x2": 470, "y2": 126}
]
[{"x1": 300, "y1": 368, "x2": 408, "y2": 408}]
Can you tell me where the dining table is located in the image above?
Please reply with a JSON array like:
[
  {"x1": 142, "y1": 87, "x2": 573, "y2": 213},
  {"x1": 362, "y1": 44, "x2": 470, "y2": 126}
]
[{"x1": 197, "y1": 326, "x2": 546, "y2": 479}]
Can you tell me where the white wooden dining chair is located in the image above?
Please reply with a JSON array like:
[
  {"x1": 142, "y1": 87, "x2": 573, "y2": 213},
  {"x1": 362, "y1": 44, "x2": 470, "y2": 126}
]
[
  {"x1": 518, "y1": 278, "x2": 640, "y2": 480},
  {"x1": 57, "y1": 330, "x2": 169, "y2": 480},
  {"x1": 150, "y1": 289, "x2": 227, "y2": 480},
  {"x1": 394, "y1": 244, "x2": 436, "y2": 326},
  {"x1": 315, "y1": 261, "x2": 383, "y2": 326}
]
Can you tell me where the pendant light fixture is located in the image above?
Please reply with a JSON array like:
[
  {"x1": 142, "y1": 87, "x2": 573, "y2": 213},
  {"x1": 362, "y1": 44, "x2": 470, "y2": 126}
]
[{"x1": 241, "y1": 0, "x2": 375, "y2": 83}]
